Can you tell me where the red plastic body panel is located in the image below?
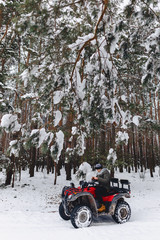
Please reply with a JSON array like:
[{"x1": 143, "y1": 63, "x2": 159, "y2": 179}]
[
  {"x1": 64, "y1": 186, "x2": 119, "y2": 202},
  {"x1": 102, "y1": 195, "x2": 117, "y2": 202},
  {"x1": 83, "y1": 187, "x2": 96, "y2": 197}
]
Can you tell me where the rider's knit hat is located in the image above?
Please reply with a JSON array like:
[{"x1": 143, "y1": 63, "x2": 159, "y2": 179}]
[{"x1": 95, "y1": 163, "x2": 102, "y2": 169}]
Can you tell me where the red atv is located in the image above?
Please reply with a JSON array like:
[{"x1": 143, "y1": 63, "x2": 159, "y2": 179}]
[{"x1": 59, "y1": 178, "x2": 131, "y2": 228}]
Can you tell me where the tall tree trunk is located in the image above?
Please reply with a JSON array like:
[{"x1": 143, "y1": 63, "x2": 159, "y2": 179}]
[
  {"x1": 65, "y1": 162, "x2": 72, "y2": 180},
  {"x1": 5, "y1": 156, "x2": 14, "y2": 186},
  {"x1": 146, "y1": 134, "x2": 153, "y2": 177},
  {"x1": 29, "y1": 147, "x2": 36, "y2": 177},
  {"x1": 54, "y1": 161, "x2": 57, "y2": 185},
  {"x1": 100, "y1": 124, "x2": 106, "y2": 156},
  {"x1": 138, "y1": 132, "x2": 144, "y2": 172},
  {"x1": 132, "y1": 124, "x2": 138, "y2": 172},
  {"x1": 11, "y1": 155, "x2": 15, "y2": 188}
]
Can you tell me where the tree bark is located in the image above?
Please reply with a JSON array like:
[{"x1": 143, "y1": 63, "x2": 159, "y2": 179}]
[
  {"x1": 65, "y1": 162, "x2": 72, "y2": 180},
  {"x1": 29, "y1": 147, "x2": 36, "y2": 177}
]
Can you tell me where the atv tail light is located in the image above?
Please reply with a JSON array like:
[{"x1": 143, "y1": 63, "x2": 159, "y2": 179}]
[{"x1": 125, "y1": 193, "x2": 131, "y2": 198}]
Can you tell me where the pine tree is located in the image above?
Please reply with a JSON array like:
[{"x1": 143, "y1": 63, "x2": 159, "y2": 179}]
[{"x1": 0, "y1": 0, "x2": 160, "y2": 184}]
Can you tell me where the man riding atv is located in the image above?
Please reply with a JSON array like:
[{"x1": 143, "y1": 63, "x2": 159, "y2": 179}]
[
  {"x1": 59, "y1": 163, "x2": 131, "y2": 228},
  {"x1": 92, "y1": 163, "x2": 111, "y2": 213}
]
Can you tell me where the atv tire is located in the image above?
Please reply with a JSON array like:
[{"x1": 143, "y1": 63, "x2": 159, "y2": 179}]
[
  {"x1": 112, "y1": 201, "x2": 131, "y2": 224},
  {"x1": 71, "y1": 205, "x2": 93, "y2": 228},
  {"x1": 59, "y1": 202, "x2": 70, "y2": 220}
]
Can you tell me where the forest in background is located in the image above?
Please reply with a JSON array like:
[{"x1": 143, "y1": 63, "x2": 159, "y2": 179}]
[{"x1": 0, "y1": 0, "x2": 160, "y2": 186}]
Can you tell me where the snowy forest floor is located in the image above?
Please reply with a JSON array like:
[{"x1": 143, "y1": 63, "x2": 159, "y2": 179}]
[{"x1": 0, "y1": 168, "x2": 160, "y2": 240}]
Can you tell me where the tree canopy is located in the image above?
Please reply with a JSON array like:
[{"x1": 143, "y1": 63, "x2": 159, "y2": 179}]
[{"x1": 0, "y1": 0, "x2": 160, "y2": 185}]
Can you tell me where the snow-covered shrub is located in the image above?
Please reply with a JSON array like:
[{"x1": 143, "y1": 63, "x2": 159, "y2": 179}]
[
  {"x1": 107, "y1": 148, "x2": 117, "y2": 165},
  {"x1": 75, "y1": 162, "x2": 93, "y2": 181},
  {"x1": 139, "y1": 170, "x2": 146, "y2": 181}
]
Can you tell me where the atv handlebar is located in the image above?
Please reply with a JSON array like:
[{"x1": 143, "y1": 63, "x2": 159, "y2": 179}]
[{"x1": 79, "y1": 180, "x2": 98, "y2": 188}]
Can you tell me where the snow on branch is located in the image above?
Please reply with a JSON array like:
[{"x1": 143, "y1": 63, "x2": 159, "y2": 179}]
[
  {"x1": 116, "y1": 131, "x2": 129, "y2": 145},
  {"x1": 8, "y1": 140, "x2": 20, "y2": 158},
  {"x1": 30, "y1": 128, "x2": 54, "y2": 148},
  {"x1": 70, "y1": 1, "x2": 109, "y2": 83},
  {"x1": 1, "y1": 114, "x2": 21, "y2": 133},
  {"x1": 50, "y1": 130, "x2": 64, "y2": 163}
]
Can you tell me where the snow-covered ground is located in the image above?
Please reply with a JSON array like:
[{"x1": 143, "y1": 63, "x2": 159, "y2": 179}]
[{"x1": 0, "y1": 168, "x2": 160, "y2": 240}]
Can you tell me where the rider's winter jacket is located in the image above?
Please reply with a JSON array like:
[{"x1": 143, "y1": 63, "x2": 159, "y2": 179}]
[{"x1": 97, "y1": 168, "x2": 110, "y2": 190}]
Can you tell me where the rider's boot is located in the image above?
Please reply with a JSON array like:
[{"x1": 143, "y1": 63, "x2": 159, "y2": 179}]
[{"x1": 98, "y1": 204, "x2": 106, "y2": 213}]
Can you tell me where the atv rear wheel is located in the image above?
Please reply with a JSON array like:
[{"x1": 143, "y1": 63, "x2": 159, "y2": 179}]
[
  {"x1": 71, "y1": 205, "x2": 93, "y2": 228},
  {"x1": 112, "y1": 201, "x2": 131, "y2": 224},
  {"x1": 59, "y1": 202, "x2": 70, "y2": 220}
]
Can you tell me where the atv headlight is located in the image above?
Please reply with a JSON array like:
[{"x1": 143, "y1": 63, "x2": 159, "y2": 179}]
[{"x1": 68, "y1": 194, "x2": 72, "y2": 200}]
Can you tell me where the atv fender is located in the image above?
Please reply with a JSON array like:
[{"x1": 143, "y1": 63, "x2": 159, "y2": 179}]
[
  {"x1": 68, "y1": 192, "x2": 98, "y2": 217},
  {"x1": 109, "y1": 193, "x2": 130, "y2": 215}
]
